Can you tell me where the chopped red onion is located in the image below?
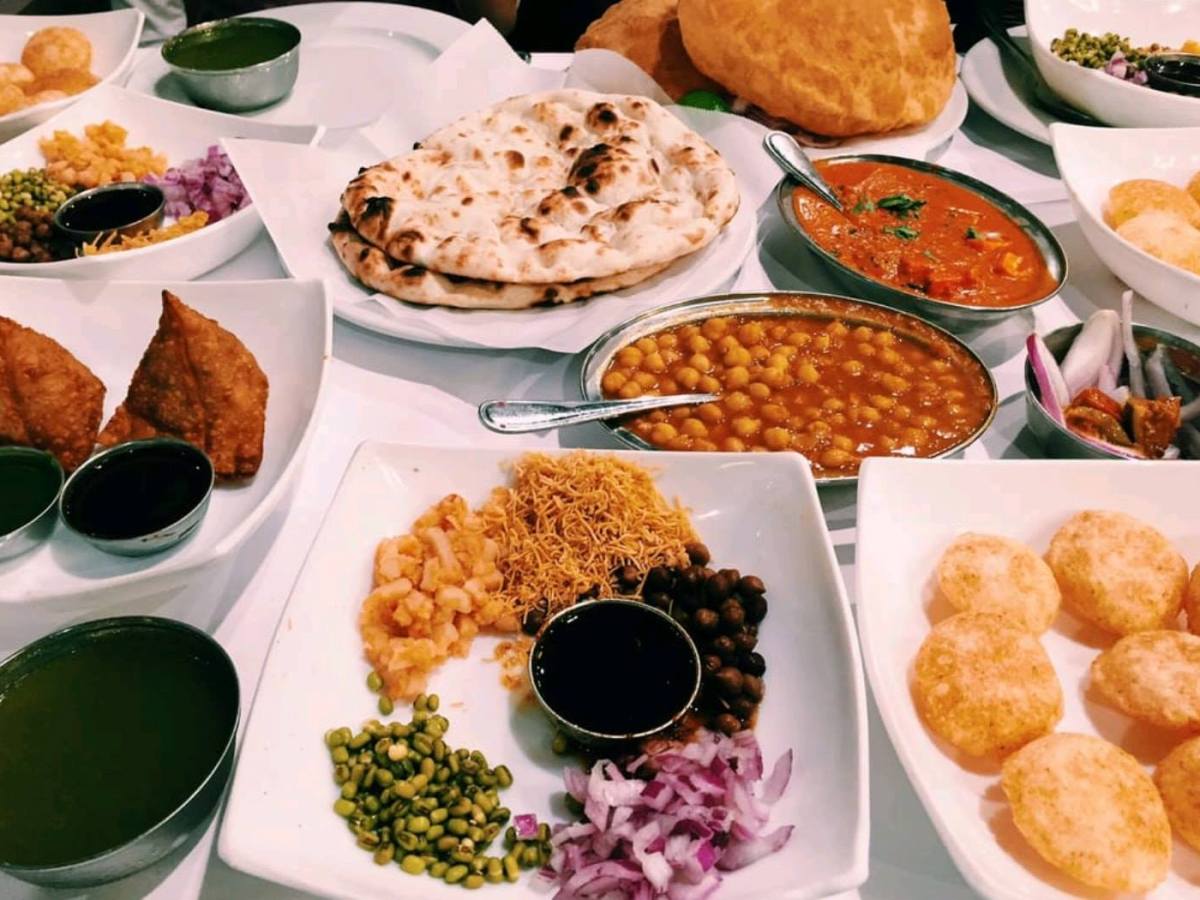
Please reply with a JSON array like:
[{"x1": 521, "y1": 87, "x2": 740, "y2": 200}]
[
  {"x1": 1027, "y1": 334, "x2": 1068, "y2": 425},
  {"x1": 513, "y1": 813, "x2": 540, "y2": 840},
  {"x1": 546, "y1": 730, "x2": 793, "y2": 899},
  {"x1": 144, "y1": 145, "x2": 250, "y2": 223}
]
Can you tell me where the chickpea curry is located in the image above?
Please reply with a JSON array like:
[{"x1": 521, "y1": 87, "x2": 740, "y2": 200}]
[
  {"x1": 600, "y1": 300, "x2": 995, "y2": 477},
  {"x1": 792, "y1": 160, "x2": 1058, "y2": 309}
]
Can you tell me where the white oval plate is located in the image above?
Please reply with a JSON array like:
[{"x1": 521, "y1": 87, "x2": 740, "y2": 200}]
[
  {"x1": 857, "y1": 457, "x2": 1200, "y2": 900},
  {"x1": 0, "y1": 84, "x2": 317, "y2": 281},
  {"x1": 0, "y1": 9, "x2": 143, "y2": 143},
  {"x1": 0, "y1": 277, "x2": 330, "y2": 612},
  {"x1": 126, "y1": 3, "x2": 469, "y2": 130},
  {"x1": 807, "y1": 80, "x2": 970, "y2": 162},
  {"x1": 219, "y1": 444, "x2": 869, "y2": 900},
  {"x1": 223, "y1": 135, "x2": 757, "y2": 353},
  {"x1": 1051, "y1": 122, "x2": 1200, "y2": 327},
  {"x1": 1025, "y1": 0, "x2": 1200, "y2": 128},
  {"x1": 961, "y1": 28, "x2": 1054, "y2": 145}
]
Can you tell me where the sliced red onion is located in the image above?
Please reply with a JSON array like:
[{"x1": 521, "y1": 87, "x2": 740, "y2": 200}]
[
  {"x1": 1178, "y1": 424, "x2": 1200, "y2": 458},
  {"x1": 1061, "y1": 310, "x2": 1119, "y2": 398},
  {"x1": 1145, "y1": 346, "x2": 1173, "y2": 399},
  {"x1": 1121, "y1": 290, "x2": 1146, "y2": 398},
  {"x1": 548, "y1": 730, "x2": 792, "y2": 898},
  {"x1": 1181, "y1": 396, "x2": 1200, "y2": 422},
  {"x1": 1027, "y1": 334, "x2": 1068, "y2": 424}
]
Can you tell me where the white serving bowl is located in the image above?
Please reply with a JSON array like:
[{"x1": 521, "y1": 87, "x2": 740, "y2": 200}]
[
  {"x1": 1025, "y1": 0, "x2": 1200, "y2": 127},
  {"x1": 1051, "y1": 122, "x2": 1200, "y2": 326},
  {"x1": 0, "y1": 10, "x2": 143, "y2": 143},
  {"x1": 0, "y1": 84, "x2": 317, "y2": 280}
]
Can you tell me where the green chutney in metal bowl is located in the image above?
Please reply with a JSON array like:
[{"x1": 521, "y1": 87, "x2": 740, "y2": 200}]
[{"x1": 0, "y1": 617, "x2": 239, "y2": 887}]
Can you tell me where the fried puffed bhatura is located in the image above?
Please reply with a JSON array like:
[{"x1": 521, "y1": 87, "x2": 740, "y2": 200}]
[
  {"x1": 575, "y1": 0, "x2": 720, "y2": 100},
  {"x1": 1155, "y1": 735, "x2": 1200, "y2": 853},
  {"x1": 1044, "y1": 510, "x2": 1187, "y2": 636},
  {"x1": 677, "y1": 0, "x2": 956, "y2": 137},
  {"x1": 1002, "y1": 733, "x2": 1171, "y2": 892},
  {"x1": 1188, "y1": 564, "x2": 1200, "y2": 636},
  {"x1": 99, "y1": 291, "x2": 268, "y2": 479},
  {"x1": 912, "y1": 612, "x2": 1062, "y2": 757},
  {"x1": 0, "y1": 316, "x2": 104, "y2": 472},
  {"x1": 1091, "y1": 630, "x2": 1200, "y2": 731},
  {"x1": 935, "y1": 533, "x2": 1061, "y2": 634}
]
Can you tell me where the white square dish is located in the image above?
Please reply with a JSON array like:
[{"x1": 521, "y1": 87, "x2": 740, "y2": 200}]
[
  {"x1": 0, "y1": 9, "x2": 143, "y2": 142},
  {"x1": 1051, "y1": 123, "x2": 1200, "y2": 327},
  {"x1": 0, "y1": 277, "x2": 330, "y2": 610},
  {"x1": 856, "y1": 458, "x2": 1200, "y2": 899},
  {"x1": 219, "y1": 444, "x2": 869, "y2": 900},
  {"x1": 0, "y1": 85, "x2": 318, "y2": 282}
]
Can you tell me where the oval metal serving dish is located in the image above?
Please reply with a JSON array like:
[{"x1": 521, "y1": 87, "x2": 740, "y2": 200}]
[
  {"x1": 775, "y1": 154, "x2": 1068, "y2": 329},
  {"x1": 579, "y1": 291, "x2": 999, "y2": 486},
  {"x1": 1024, "y1": 321, "x2": 1200, "y2": 459}
]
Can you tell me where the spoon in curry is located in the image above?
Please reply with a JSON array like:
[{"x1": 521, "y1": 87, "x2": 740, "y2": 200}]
[
  {"x1": 478, "y1": 394, "x2": 718, "y2": 433},
  {"x1": 763, "y1": 130, "x2": 843, "y2": 210}
]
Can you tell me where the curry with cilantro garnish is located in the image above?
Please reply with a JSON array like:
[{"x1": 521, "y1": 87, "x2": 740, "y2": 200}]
[{"x1": 792, "y1": 160, "x2": 1058, "y2": 309}]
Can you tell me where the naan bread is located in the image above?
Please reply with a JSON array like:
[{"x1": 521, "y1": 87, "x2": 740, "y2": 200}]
[
  {"x1": 677, "y1": 0, "x2": 955, "y2": 137},
  {"x1": 575, "y1": 0, "x2": 720, "y2": 101},
  {"x1": 342, "y1": 90, "x2": 738, "y2": 284},
  {"x1": 330, "y1": 215, "x2": 672, "y2": 310}
]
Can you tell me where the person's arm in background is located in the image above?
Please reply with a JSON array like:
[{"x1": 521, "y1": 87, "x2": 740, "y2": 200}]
[{"x1": 456, "y1": 0, "x2": 518, "y2": 35}]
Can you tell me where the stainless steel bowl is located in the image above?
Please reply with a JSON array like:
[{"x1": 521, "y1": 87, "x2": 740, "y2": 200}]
[
  {"x1": 0, "y1": 616, "x2": 239, "y2": 887},
  {"x1": 0, "y1": 447, "x2": 63, "y2": 562},
  {"x1": 53, "y1": 183, "x2": 165, "y2": 246},
  {"x1": 1024, "y1": 322, "x2": 1200, "y2": 459},
  {"x1": 59, "y1": 438, "x2": 214, "y2": 557},
  {"x1": 774, "y1": 154, "x2": 1067, "y2": 330},
  {"x1": 528, "y1": 598, "x2": 701, "y2": 747},
  {"x1": 162, "y1": 17, "x2": 301, "y2": 113},
  {"x1": 579, "y1": 291, "x2": 999, "y2": 487}
]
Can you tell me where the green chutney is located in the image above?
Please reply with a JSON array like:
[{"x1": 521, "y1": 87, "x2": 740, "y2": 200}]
[
  {"x1": 0, "y1": 624, "x2": 237, "y2": 867},
  {"x1": 165, "y1": 20, "x2": 299, "y2": 72},
  {"x1": 0, "y1": 450, "x2": 61, "y2": 536}
]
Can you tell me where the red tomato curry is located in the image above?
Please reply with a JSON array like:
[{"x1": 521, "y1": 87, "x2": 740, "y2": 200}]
[{"x1": 792, "y1": 161, "x2": 1058, "y2": 309}]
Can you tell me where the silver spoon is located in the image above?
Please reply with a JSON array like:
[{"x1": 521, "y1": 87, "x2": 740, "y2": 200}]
[
  {"x1": 763, "y1": 130, "x2": 843, "y2": 211},
  {"x1": 478, "y1": 394, "x2": 718, "y2": 433}
]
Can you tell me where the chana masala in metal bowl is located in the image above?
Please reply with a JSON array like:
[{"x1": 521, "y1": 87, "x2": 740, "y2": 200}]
[{"x1": 584, "y1": 292, "x2": 997, "y2": 481}]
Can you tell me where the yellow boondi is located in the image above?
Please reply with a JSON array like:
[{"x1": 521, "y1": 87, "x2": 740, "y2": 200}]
[{"x1": 39, "y1": 120, "x2": 167, "y2": 189}]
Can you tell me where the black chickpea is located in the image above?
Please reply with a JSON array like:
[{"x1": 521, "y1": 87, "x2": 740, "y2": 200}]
[
  {"x1": 719, "y1": 598, "x2": 745, "y2": 631},
  {"x1": 693, "y1": 608, "x2": 720, "y2": 633},
  {"x1": 685, "y1": 542, "x2": 711, "y2": 566}
]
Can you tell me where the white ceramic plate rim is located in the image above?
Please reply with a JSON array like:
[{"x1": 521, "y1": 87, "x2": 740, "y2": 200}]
[
  {"x1": 810, "y1": 80, "x2": 970, "y2": 161},
  {"x1": 1050, "y1": 122, "x2": 1200, "y2": 290},
  {"x1": 0, "y1": 278, "x2": 332, "y2": 603},
  {"x1": 961, "y1": 28, "x2": 1052, "y2": 145},
  {"x1": 0, "y1": 9, "x2": 144, "y2": 127},
  {"x1": 218, "y1": 444, "x2": 870, "y2": 900}
]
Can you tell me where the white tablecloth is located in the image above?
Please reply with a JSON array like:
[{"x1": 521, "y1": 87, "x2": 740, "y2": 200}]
[{"x1": 7, "y1": 71, "x2": 1200, "y2": 900}]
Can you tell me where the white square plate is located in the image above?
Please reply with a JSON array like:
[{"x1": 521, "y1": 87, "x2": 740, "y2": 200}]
[
  {"x1": 0, "y1": 277, "x2": 330, "y2": 610},
  {"x1": 0, "y1": 85, "x2": 318, "y2": 282},
  {"x1": 856, "y1": 458, "x2": 1200, "y2": 899},
  {"x1": 0, "y1": 9, "x2": 143, "y2": 142},
  {"x1": 219, "y1": 444, "x2": 868, "y2": 899}
]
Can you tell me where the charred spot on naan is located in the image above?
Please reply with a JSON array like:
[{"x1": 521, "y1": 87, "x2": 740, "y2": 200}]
[
  {"x1": 559, "y1": 124, "x2": 574, "y2": 142},
  {"x1": 505, "y1": 150, "x2": 525, "y2": 170},
  {"x1": 586, "y1": 101, "x2": 621, "y2": 130},
  {"x1": 362, "y1": 196, "x2": 395, "y2": 220}
]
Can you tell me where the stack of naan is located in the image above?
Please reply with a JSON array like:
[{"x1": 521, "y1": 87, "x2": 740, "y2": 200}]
[{"x1": 330, "y1": 89, "x2": 739, "y2": 310}]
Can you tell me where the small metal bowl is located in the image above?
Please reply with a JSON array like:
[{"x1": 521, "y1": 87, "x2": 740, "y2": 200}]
[
  {"x1": 775, "y1": 154, "x2": 1068, "y2": 330},
  {"x1": 529, "y1": 598, "x2": 702, "y2": 747},
  {"x1": 1024, "y1": 322, "x2": 1200, "y2": 459},
  {"x1": 580, "y1": 291, "x2": 999, "y2": 487},
  {"x1": 0, "y1": 447, "x2": 63, "y2": 562},
  {"x1": 0, "y1": 616, "x2": 239, "y2": 887},
  {"x1": 52, "y1": 182, "x2": 165, "y2": 247},
  {"x1": 1145, "y1": 54, "x2": 1200, "y2": 98},
  {"x1": 162, "y1": 17, "x2": 301, "y2": 113},
  {"x1": 59, "y1": 438, "x2": 214, "y2": 557}
]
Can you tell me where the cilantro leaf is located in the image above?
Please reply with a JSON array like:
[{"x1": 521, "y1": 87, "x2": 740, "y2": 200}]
[{"x1": 883, "y1": 225, "x2": 920, "y2": 240}]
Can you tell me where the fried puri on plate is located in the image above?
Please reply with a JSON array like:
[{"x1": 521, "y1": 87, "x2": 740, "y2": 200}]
[
  {"x1": 1091, "y1": 631, "x2": 1200, "y2": 731},
  {"x1": 0, "y1": 316, "x2": 104, "y2": 472},
  {"x1": 935, "y1": 533, "x2": 1060, "y2": 633},
  {"x1": 1002, "y1": 733, "x2": 1171, "y2": 892},
  {"x1": 99, "y1": 291, "x2": 268, "y2": 479},
  {"x1": 1105, "y1": 179, "x2": 1200, "y2": 230},
  {"x1": 913, "y1": 612, "x2": 1062, "y2": 757},
  {"x1": 1156, "y1": 736, "x2": 1200, "y2": 853},
  {"x1": 677, "y1": 0, "x2": 955, "y2": 137},
  {"x1": 1188, "y1": 564, "x2": 1200, "y2": 636},
  {"x1": 1045, "y1": 510, "x2": 1187, "y2": 635}
]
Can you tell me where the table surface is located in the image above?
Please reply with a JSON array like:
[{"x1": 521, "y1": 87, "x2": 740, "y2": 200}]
[{"x1": 6, "y1": 40, "x2": 1199, "y2": 900}]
